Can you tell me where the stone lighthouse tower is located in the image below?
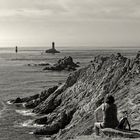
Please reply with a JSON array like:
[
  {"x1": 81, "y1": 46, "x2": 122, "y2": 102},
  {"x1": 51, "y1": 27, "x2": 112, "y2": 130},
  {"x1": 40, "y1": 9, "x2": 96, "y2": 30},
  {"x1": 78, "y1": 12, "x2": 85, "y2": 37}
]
[{"x1": 52, "y1": 42, "x2": 55, "y2": 50}]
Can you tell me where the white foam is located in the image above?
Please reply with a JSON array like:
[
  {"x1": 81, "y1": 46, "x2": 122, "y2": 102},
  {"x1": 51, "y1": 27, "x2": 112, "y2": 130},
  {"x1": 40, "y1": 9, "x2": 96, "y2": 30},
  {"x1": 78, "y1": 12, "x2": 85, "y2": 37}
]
[
  {"x1": 0, "y1": 101, "x2": 7, "y2": 118},
  {"x1": 15, "y1": 109, "x2": 36, "y2": 116},
  {"x1": 42, "y1": 138, "x2": 51, "y2": 140},
  {"x1": 7, "y1": 100, "x2": 13, "y2": 105},
  {"x1": 7, "y1": 100, "x2": 26, "y2": 108},
  {"x1": 15, "y1": 119, "x2": 44, "y2": 128},
  {"x1": 29, "y1": 132, "x2": 34, "y2": 135},
  {"x1": 22, "y1": 103, "x2": 26, "y2": 107}
]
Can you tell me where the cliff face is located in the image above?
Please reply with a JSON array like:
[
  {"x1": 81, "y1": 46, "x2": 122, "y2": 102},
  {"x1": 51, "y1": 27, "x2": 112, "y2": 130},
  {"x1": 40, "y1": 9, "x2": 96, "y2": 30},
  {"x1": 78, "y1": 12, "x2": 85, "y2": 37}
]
[{"x1": 11, "y1": 52, "x2": 140, "y2": 139}]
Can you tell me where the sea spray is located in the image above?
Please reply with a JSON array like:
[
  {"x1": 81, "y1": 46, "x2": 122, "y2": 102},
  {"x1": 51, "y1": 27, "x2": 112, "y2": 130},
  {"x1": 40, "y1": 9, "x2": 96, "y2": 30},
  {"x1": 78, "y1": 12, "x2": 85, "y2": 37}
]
[
  {"x1": 15, "y1": 109, "x2": 36, "y2": 116},
  {"x1": 14, "y1": 119, "x2": 44, "y2": 128},
  {"x1": 0, "y1": 100, "x2": 8, "y2": 118}
]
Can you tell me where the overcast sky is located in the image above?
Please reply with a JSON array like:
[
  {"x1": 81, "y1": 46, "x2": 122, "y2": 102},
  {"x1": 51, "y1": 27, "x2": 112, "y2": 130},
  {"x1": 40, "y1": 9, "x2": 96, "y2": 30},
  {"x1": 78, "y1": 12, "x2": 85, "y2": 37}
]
[{"x1": 0, "y1": 0, "x2": 140, "y2": 47}]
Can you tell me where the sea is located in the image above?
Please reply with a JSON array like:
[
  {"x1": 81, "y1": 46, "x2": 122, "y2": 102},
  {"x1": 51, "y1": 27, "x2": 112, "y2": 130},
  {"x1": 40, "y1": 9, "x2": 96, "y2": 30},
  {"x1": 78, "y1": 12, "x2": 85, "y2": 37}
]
[{"x1": 0, "y1": 46, "x2": 139, "y2": 140}]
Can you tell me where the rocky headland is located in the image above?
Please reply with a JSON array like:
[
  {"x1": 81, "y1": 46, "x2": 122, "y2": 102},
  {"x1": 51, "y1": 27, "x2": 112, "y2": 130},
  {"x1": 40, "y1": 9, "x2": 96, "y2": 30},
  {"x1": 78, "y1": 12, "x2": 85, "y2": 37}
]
[{"x1": 10, "y1": 51, "x2": 140, "y2": 140}]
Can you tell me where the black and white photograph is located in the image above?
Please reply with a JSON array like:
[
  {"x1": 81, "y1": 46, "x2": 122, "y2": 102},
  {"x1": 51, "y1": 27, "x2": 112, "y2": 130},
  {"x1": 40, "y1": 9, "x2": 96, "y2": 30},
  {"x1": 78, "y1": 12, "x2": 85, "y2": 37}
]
[{"x1": 0, "y1": 0, "x2": 140, "y2": 140}]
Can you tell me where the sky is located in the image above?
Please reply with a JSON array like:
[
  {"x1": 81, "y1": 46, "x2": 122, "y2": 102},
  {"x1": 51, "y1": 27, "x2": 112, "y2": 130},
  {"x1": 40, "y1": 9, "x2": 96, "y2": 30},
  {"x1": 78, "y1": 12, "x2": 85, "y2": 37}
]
[{"x1": 0, "y1": 0, "x2": 140, "y2": 47}]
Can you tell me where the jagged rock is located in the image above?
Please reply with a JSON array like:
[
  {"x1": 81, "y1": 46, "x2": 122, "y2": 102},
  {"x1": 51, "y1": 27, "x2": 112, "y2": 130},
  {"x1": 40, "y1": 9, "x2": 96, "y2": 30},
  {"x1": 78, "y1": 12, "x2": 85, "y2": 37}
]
[
  {"x1": 25, "y1": 98, "x2": 40, "y2": 109},
  {"x1": 40, "y1": 86, "x2": 58, "y2": 98},
  {"x1": 43, "y1": 56, "x2": 79, "y2": 71},
  {"x1": 35, "y1": 112, "x2": 58, "y2": 125},
  {"x1": 12, "y1": 97, "x2": 22, "y2": 103},
  {"x1": 25, "y1": 86, "x2": 58, "y2": 109},
  {"x1": 32, "y1": 85, "x2": 64, "y2": 114},
  {"x1": 34, "y1": 108, "x2": 76, "y2": 135},
  {"x1": 35, "y1": 116, "x2": 48, "y2": 124},
  {"x1": 10, "y1": 94, "x2": 39, "y2": 104},
  {"x1": 136, "y1": 51, "x2": 140, "y2": 59}
]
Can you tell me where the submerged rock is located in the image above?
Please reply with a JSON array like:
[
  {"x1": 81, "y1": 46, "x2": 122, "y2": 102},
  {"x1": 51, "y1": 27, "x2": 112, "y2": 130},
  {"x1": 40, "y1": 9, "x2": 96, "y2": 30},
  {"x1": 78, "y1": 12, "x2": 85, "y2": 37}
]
[{"x1": 27, "y1": 63, "x2": 50, "y2": 67}]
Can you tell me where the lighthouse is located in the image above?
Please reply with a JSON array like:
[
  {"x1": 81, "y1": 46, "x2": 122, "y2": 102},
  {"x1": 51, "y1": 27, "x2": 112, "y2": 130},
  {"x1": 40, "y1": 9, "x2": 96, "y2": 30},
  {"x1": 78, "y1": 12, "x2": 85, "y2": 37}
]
[
  {"x1": 45, "y1": 42, "x2": 60, "y2": 53},
  {"x1": 52, "y1": 42, "x2": 55, "y2": 50}
]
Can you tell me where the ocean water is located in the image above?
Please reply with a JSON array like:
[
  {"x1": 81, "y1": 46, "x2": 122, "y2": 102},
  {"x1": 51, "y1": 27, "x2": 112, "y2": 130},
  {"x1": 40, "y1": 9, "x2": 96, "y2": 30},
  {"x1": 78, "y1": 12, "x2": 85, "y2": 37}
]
[{"x1": 0, "y1": 47, "x2": 139, "y2": 140}]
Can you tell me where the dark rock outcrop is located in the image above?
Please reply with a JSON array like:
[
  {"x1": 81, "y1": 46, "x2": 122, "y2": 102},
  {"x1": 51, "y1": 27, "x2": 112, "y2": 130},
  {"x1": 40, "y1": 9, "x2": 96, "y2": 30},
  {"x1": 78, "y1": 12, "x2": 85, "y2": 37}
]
[
  {"x1": 32, "y1": 85, "x2": 64, "y2": 114},
  {"x1": 10, "y1": 94, "x2": 39, "y2": 104},
  {"x1": 10, "y1": 51, "x2": 140, "y2": 140},
  {"x1": 45, "y1": 49, "x2": 60, "y2": 54},
  {"x1": 27, "y1": 63, "x2": 50, "y2": 67},
  {"x1": 25, "y1": 86, "x2": 58, "y2": 109},
  {"x1": 44, "y1": 56, "x2": 79, "y2": 71},
  {"x1": 34, "y1": 108, "x2": 76, "y2": 135}
]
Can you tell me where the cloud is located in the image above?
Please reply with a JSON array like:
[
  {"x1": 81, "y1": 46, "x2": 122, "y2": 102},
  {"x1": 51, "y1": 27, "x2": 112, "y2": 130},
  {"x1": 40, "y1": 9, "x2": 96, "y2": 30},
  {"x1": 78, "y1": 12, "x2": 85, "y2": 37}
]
[{"x1": 0, "y1": 0, "x2": 140, "y2": 20}]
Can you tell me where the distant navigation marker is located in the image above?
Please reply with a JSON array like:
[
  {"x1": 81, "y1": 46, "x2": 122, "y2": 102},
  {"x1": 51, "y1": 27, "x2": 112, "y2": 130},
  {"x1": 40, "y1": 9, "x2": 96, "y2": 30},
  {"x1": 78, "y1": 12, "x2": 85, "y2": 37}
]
[{"x1": 15, "y1": 46, "x2": 18, "y2": 53}]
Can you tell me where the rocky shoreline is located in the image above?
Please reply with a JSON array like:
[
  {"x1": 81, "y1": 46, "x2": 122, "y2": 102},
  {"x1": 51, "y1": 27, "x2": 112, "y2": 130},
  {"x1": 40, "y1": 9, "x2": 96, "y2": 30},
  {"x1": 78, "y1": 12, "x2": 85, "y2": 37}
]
[{"x1": 9, "y1": 51, "x2": 140, "y2": 139}]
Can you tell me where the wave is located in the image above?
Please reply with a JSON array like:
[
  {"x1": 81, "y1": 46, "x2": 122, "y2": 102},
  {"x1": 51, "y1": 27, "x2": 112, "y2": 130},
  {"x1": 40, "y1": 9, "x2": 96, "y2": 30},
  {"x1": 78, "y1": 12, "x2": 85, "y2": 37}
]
[
  {"x1": 7, "y1": 100, "x2": 26, "y2": 108},
  {"x1": 14, "y1": 119, "x2": 44, "y2": 128},
  {"x1": 15, "y1": 109, "x2": 36, "y2": 116},
  {"x1": 42, "y1": 138, "x2": 51, "y2": 140},
  {"x1": 0, "y1": 101, "x2": 8, "y2": 118},
  {"x1": 6, "y1": 100, "x2": 13, "y2": 105}
]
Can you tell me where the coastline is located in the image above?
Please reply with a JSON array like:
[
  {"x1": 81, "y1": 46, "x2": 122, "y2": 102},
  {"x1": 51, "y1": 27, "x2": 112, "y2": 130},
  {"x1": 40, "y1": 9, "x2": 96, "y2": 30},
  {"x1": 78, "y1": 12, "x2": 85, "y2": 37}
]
[{"x1": 9, "y1": 51, "x2": 140, "y2": 140}]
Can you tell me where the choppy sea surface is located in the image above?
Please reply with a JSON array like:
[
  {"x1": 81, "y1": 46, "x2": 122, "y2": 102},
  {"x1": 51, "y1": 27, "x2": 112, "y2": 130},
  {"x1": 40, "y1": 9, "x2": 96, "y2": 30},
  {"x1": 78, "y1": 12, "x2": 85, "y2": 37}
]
[{"x1": 0, "y1": 47, "x2": 139, "y2": 140}]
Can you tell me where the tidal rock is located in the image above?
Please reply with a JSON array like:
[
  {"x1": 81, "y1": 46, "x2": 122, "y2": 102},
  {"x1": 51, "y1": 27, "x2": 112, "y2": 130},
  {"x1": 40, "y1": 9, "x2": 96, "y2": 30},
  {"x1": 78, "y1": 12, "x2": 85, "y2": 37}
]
[
  {"x1": 43, "y1": 56, "x2": 79, "y2": 71},
  {"x1": 12, "y1": 97, "x2": 22, "y2": 103},
  {"x1": 28, "y1": 63, "x2": 50, "y2": 67},
  {"x1": 10, "y1": 94, "x2": 39, "y2": 104}
]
